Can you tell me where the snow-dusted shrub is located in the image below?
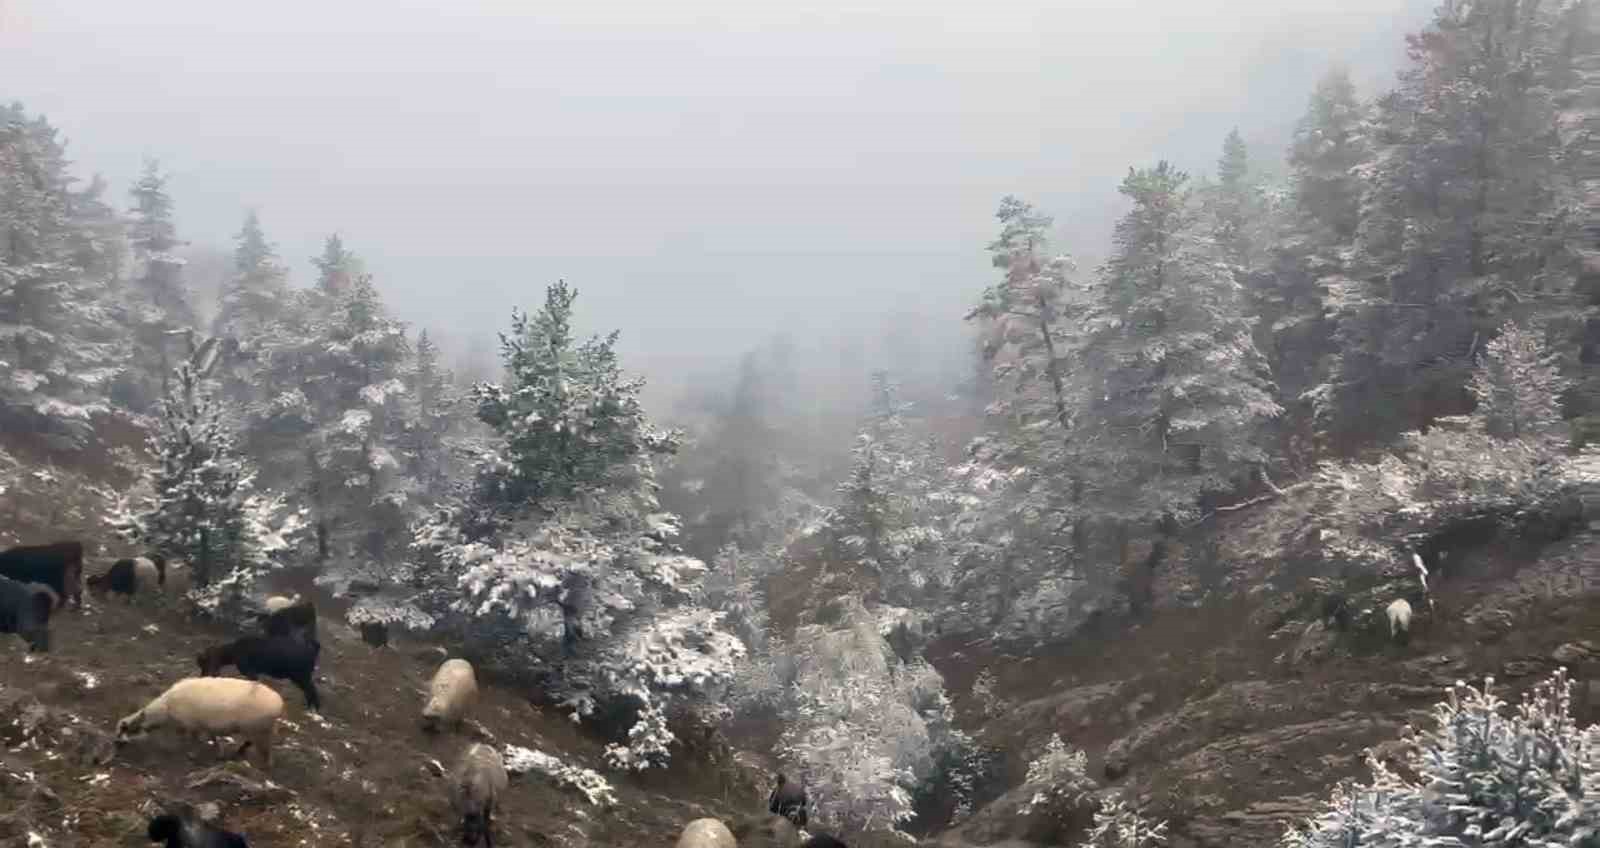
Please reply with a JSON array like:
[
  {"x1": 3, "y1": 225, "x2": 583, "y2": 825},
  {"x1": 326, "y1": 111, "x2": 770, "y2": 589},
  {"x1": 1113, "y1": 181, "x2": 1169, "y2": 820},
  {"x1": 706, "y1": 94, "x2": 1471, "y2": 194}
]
[
  {"x1": 502, "y1": 745, "x2": 617, "y2": 807},
  {"x1": 1088, "y1": 794, "x2": 1169, "y2": 848},
  {"x1": 1281, "y1": 668, "x2": 1600, "y2": 846},
  {"x1": 598, "y1": 607, "x2": 745, "y2": 772},
  {"x1": 775, "y1": 596, "x2": 973, "y2": 837},
  {"x1": 1020, "y1": 734, "x2": 1095, "y2": 817}
]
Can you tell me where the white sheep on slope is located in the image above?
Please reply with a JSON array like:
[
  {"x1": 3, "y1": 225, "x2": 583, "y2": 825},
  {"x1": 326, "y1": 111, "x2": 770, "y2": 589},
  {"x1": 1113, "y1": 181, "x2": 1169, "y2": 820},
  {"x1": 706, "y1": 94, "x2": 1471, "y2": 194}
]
[
  {"x1": 422, "y1": 658, "x2": 479, "y2": 733},
  {"x1": 115, "y1": 677, "x2": 284, "y2": 768},
  {"x1": 1387, "y1": 598, "x2": 1413, "y2": 644}
]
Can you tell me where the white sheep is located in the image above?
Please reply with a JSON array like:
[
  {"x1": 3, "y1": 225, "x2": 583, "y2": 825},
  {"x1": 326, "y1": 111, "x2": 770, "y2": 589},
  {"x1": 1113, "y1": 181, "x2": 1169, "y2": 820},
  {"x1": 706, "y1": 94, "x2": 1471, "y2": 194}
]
[
  {"x1": 422, "y1": 658, "x2": 479, "y2": 733},
  {"x1": 1387, "y1": 598, "x2": 1413, "y2": 643},
  {"x1": 676, "y1": 819, "x2": 737, "y2": 848},
  {"x1": 263, "y1": 594, "x2": 299, "y2": 613},
  {"x1": 133, "y1": 557, "x2": 162, "y2": 591},
  {"x1": 115, "y1": 677, "x2": 284, "y2": 768},
  {"x1": 450, "y1": 742, "x2": 509, "y2": 847}
]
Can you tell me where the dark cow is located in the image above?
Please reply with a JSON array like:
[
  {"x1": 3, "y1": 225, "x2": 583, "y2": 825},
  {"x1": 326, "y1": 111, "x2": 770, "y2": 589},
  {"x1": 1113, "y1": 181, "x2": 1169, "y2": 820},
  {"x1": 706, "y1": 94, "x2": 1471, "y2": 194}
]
[
  {"x1": 768, "y1": 772, "x2": 808, "y2": 829},
  {"x1": 147, "y1": 811, "x2": 249, "y2": 847},
  {"x1": 262, "y1": 600, "x2": 317, "y2": 643},
  {"x1": 197, "y1": 635, "x2": 322, "y2": 710},
  {"x1": 0, "y1": 575, "x2": 55, "y2": 652},
  {"x1": 0, "y1": 540, "x2": 84, "y2": 609}
]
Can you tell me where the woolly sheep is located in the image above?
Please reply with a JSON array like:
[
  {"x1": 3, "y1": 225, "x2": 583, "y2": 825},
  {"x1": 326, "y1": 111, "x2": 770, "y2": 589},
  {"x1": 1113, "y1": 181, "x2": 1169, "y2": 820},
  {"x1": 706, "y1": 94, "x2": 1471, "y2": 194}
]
[
  {"x1": 116, "y1": 677, "x2": 284, "y2": 768},
  {"x1": 422, "y1": 658, "x2": 479, "y2": 733},
  {"x1": 263, "y1": 595, "x2": 298, "y2": 613},
  {"x1": 450, "y1": 742, "x2": 509, "y2": 847},
  {"x1": 675, "y1": 818, "x2": 737, "y2": 848},
  {"x1": 1387, "y1": 598, "x2": 1413, "y2": 643},
  {"x1": 147, "y1": 810, "x2": 249, "y2": 847}
]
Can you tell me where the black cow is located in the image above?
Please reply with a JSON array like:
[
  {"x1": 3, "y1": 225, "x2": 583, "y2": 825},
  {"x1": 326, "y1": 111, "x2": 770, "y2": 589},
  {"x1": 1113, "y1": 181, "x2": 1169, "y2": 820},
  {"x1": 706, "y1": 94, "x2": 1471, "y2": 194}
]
[
  {"x1": 147, "y1": 811, "x2": 249, "y2": 847},
  {"x1": 197, "y1": 635, "x2": 322, "y2": 710},
  {"x1": 803, "y1": 836, "x2": 849, "y2": 848},
  {"x1": 0, "y1": 540, "x2": 84, "y2": 609},
  {"x1": 0, "y1": 575, "x2": 55, "y2": 652},
  {"x1": 769, "y1": 772, "x2": 808, "y2": 829}
]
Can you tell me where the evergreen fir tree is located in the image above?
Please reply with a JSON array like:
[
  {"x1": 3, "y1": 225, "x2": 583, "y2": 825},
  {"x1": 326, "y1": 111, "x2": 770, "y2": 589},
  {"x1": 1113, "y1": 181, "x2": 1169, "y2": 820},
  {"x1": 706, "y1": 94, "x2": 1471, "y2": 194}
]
[
  {"x1": 120, "y1": 158, "x2": 197, "y2": 410},
  {"x1": 143, "y1": 355, "x2": 254, "y2": 585},
  {"x1": 1288, "y1": 68, "x2": 1366, "y2": 242},
  {"x1": 1469, "y1": 320, "x2": 1571, "y2": 443},
  {"x1": 213, "y1": 211, "x2": 288, "y2": 342},
  {"x1": 1088, "y1": 161, "x2": 1281, "y2": 526}
]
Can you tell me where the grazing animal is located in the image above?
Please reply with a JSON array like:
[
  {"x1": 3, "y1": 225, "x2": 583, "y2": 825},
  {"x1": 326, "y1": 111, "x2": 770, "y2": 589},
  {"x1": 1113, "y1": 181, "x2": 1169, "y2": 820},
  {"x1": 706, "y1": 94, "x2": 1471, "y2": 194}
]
[
  {"x1": 197, "y1": 635, "x2": 322, "y2": 710},
  {"x1": 263, "y1": 594, "x2": 298, "y2": 613},
  {"x1": 115, "y1": 677, "x2": 284, "y2": 768},
  {"x1": 263, "y1": 600, "x2": 317, "y2": 643},
  {"x1": 0, "y1": 575, "x2": 55, "y2": 652},
  {"x1": 675, "y1": 819, "x2": 737, "y2": 848},
  {"x1": 0, "y1": 540, "x2": 84, "y2": 609},
  {"x1": 803, "y1": 835, "x2": 849, "y2": 848},
  {"x1": 450, "y1": 742, "x2": 509, "y2": 847},
  {"x1": 731, "y1": 815, "x2": 802, "y2": 848},
  {"x1": 1387, "y1": 598, "x2": 1413, "y2": 644},
  {"x1": 147, "y1": 811, "x2": 249, "y2": 847},
  {"x1": 87, "y1": 556, "x2": 162, "y2": 601},
  {"x1": 359, "y1": 621, "x2": 388, "y2": 647},
  {"x1": 422, "y1": 658, "x2": 479, "y2": 733},
  {"x1": 769, "y1": 772, "x2": 809, "y2": 829}
]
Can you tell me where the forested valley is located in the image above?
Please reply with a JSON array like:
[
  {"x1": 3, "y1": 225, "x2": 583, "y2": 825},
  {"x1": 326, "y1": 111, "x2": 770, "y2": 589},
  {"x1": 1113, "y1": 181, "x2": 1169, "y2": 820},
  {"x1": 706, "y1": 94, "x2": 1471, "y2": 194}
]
[{"x1": 5, "y1": 1, "x2": 1600, "y2": 846}]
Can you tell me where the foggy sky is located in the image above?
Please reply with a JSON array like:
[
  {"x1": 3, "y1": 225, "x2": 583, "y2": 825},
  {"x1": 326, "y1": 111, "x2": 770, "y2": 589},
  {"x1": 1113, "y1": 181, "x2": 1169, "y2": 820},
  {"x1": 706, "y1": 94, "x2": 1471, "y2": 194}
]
[{"x1": 1, "y1": 0, "x2": 1430, "y2": 407}]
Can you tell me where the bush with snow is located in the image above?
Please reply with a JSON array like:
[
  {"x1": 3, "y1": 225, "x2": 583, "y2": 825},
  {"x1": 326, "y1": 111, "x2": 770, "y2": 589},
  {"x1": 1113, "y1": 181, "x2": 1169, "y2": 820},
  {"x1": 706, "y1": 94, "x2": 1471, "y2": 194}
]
[
  {"x1": 502, "y1": 745, "x2": 617, "y2": 807},
  {"x1": 1020, "y1": 733, "x2": 1096, "y2": 817},
  {"x1": 1282, "y1": 668, "x2": 1600, "y2": 846}
]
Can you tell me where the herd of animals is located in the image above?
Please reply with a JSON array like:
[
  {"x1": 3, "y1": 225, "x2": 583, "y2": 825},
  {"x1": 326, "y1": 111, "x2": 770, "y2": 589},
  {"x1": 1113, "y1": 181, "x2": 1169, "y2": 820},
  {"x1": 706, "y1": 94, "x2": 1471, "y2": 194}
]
[{"x1": 0, "y1": 540, "x2": 850, "y2": 847}]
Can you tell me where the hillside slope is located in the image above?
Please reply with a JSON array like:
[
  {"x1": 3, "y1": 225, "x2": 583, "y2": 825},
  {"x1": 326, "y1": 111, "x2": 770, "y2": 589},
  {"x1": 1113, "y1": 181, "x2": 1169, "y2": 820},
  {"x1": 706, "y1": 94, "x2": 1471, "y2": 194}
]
[
  {"x1": 0, "y1": 590, "x2": 769, "y2": 847},
  {"x1": 928, "y1": 488, "x2": 1600, "y2": 848}
]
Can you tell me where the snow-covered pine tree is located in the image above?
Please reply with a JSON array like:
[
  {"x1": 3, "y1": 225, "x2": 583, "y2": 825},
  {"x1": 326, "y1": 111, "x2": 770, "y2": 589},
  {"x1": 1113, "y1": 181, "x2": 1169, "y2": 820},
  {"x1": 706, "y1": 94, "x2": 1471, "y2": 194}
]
[
  {"x1": 472, "y1": 279, "x2": 680, "y2": 508},
  {"x1": 118, "y1": 158, "x2": 197, "y2": 411},
  {"x1": 1209, "y1": 128, "x2": 1255, "y2": 268},
  {"x1": 1087, "y1": 161, "x2": 1281, "y2": 527},
  {"x1": 416, "y1": 281, "x2": 737, "y2": 771},
  {"x1": 142, "y1": 350, "x2": 254, "y2": 586},
  {"x1": 1270, "y1": 68, "x2": 1369, "y2": 460},
  {"x1": 1469, "y1": 319, "x2": 1571, "y2": 444},
  {"x1": 213, "y1": 211, "x2": 289, "y2": 345},
  {"x1": 1288, "y1": 68, "x2": 1367, "y2": 243},
  {"x1": 1319, "y1": 0, "x2": 1581, "y2": 450},
  {"x1": 0, "y1": 103, "x2": 129, "y2": 445},
  {"x1": 399, "y1": 328, "x2": 462, "y2": 503}
]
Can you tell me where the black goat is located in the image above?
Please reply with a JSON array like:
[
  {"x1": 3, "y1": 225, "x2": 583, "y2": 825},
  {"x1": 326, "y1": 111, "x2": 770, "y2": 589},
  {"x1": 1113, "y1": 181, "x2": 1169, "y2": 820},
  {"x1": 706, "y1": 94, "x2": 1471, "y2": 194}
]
[
  {"x1": 769, "y1": 772, "x2": 808, "y2": 829},
  {"x1": 803, "y1": 835, "x2": 849, "y2": 848},
  {"x1": 262, "y1": 600, "x2": 317, "y2": 643},
  {"x1": 197, "y1": 635, "x2": 322, "y2": 711},
  {"x1": 0, "y1": 575, "x2": 54, "y2": 652},
  {"x1": 148, "y1": 812, "x2": 248, "y2": 847}
]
